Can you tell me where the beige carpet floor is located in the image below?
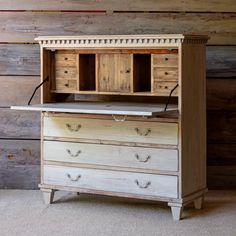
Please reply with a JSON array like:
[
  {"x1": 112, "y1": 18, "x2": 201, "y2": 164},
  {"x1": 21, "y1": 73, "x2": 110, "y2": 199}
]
[{"x1": 0, "y1": 190, "x2": 236, "y2": 236}]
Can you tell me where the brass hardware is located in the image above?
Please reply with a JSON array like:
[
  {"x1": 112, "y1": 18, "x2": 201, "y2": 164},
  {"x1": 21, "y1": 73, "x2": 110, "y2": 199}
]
[
  {"x1": 66, "y1": 173, "x2": 81, "y2": 182},
  {"x1": 112, "y1": 115, "x2": 126, "y2": 122},
  {"x1": 134, "y1": 128, "x2": 151, "y2": 136},
  {"x1": 135, "y1": 180, "x2": 151, "y2": 189},
  {"x1": 66, "y1": 149, "x2": 82, "y2": 157},
  {"x1": 66, "y1": 124, "x2": 81, "y2": 132},
  {"x1": 135, "y1": 154, "x2": 151, "y2": 162}
]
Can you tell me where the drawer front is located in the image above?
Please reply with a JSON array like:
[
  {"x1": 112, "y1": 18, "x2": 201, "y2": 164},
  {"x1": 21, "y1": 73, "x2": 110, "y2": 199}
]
[
  {"x1": 44, "y1": 141, "x2": 178, "y2": 172},
  {"x1": 44, "y1": 165, "x2": 178, "y2": 198},
  {"x1": 55, "y1": 79, "x2": 77, "y2": 90},
  {"x1": 153, "y1": 81, "x2": 178, "y2": 96},
  {"x1": 152, "y1": 54, "x2": 178, "y2": 67},
  {"x1": 43, "y1": 117, "x2": 178, "y2": 145},
  {"x1": 153, "y1": 67, "x2": 178, "y2": 82},
  {"x1": 56, "y1": 67, "x2": 77, "y2": 80},
  {"x1": 55, "y1": 53, "x2": 77, "y2": 67}
]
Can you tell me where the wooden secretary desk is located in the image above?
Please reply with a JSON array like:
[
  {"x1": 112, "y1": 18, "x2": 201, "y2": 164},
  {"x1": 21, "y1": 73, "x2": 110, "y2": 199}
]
[{"x1": 12, "y1": 34, "x2": 209, "y2": 220}]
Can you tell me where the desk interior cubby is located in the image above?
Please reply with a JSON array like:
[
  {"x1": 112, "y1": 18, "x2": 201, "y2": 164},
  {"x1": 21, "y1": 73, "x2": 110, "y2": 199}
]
[{"x1": 49, "y1": 48, "x2": 179, "y2": 99}]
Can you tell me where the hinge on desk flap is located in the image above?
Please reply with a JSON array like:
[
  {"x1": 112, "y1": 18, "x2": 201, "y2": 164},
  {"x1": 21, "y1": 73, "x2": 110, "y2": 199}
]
[
  {"x1": 164, "y1": 84, "x2": 179, "y2": 112},
  {"x1": 28, "y1": 76, "x2": 49, "y2": 105}
]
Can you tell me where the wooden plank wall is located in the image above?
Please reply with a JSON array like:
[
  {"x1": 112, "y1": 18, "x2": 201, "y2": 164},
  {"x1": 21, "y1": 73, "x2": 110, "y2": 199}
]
[{"x1": 0, "y1": 0, "x2": 235, "y2": 189}]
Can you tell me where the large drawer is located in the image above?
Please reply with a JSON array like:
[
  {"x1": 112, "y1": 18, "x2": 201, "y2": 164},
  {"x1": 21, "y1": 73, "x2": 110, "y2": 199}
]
[
  {"x1": 43, "y1": 165, "x2": 178, "y2": 198},
  {"x1": 43, "y1": 116, "x2": 178, "y2": 145},
  {"x1": 43, "y1": 141, "x2": 178, "y2": 172}
]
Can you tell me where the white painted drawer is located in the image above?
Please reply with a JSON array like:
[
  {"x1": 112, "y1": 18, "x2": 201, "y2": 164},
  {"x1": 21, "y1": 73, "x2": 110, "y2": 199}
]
[
  {"x1": 43, "y1": 117, "x2": 178, "y2": 145},
  {"x1": 44, "y1": 141, "x2": 178, "y2": 172},
  {"x1": 43, "y1": 165, "x2": 178, "y2": 198}
]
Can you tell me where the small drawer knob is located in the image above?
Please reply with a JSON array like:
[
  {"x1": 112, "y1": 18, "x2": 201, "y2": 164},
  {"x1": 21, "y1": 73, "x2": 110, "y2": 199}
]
[
  {"x1": 165, "y1": 72, "x2": 169, "y2": 75},
  {"x1": 64, "y1": 57, "x2": 68, "y2": 61},
  {"x1": 64, "y1": 70, "x2": 68, "y2": 74},
  {"x1": 165, "y1": 57, "x2": 169, "y2": 61}
]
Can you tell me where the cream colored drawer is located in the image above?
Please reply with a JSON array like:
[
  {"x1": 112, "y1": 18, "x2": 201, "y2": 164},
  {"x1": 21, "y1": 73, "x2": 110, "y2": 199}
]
[
  {"x1": 44, "y1": 141, "x2": 178, "y2": 172},
  {"x1": 43, "y1": 117, "x2": 178, "y2": 145},
  {"x1": 43, "y1": 165, "x2": 178, "y2": 198}
]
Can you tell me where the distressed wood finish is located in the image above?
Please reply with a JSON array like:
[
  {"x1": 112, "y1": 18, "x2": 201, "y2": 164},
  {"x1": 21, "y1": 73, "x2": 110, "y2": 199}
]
[
  {"x1": 43, "y1": 141, "x2": 178, "y2": 172},
  {"x1": 0, "y1": 0, "x2": 235, "y2": 12},
  {"x1": 0, "y1": 140, "x2": 40, "y2": 189},
  {"x1": 0, "y1": 109, "x2": 40, "y2": 139},
  {"x1": 180, "y1": 43, "x2": 206, "y2": 196},
  {"x1": 0, "y1": 76, "x2": 40, "y2": 106},
  {"x1": 43, "y1": 116, "x2": 178, "y2": 145},
  {"x1": 0, "y1": 12, "x2": 234, "y2": 44},
  {"x1": 11, "y1": 34, "x2": 209, "y2": 220},
  {"x1": 0, "y1": 44, "x2": 40, "y2": 75},
  {"x1": 43, "y1": 165, "x2": 178, "y2": 198}
]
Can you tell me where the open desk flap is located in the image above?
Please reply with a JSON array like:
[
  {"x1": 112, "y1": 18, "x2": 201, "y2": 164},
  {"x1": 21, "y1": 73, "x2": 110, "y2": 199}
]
[{"x1": 11, "y1": 102, "x2": 177, "y2": 117}]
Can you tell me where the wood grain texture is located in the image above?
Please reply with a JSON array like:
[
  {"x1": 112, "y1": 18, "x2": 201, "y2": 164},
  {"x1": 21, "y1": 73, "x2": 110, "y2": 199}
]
[
  {"x1": 0, "y1": 140, "x2": 40, "y2": 189},
  {"x1": 206, "y1": 46, "x2": 236, "y2": 78},
  {"x1": 0, "y1": 0, "x2": 235, "y2": 12},
  {"x1": 0, "y1": 12, "x2": 235, "y2": 44},
  {"x1": 0, "y1": 108, "x2": 40, "y2": 139},
  {"x1": 207, "y1": 144, "x2": 236, "y2": 166},
  {"x1": 180, "y1": 43, "x2": 206, "y2": 196},
  {"x1": 207, "y1": 166, "x2": 236, "y2": 189},
  {"x1": 0, "y1": 76, "x2": 40, "y2": 106},
  {"x1": 207, "y1": 79, "x2": 236, "y2": 111},
  {"x1": 0, "y1": 44, "x2": 39, "y2": 75},
  {"x1": 207, "y1": 111, "x2": 236, "y2": 143}
]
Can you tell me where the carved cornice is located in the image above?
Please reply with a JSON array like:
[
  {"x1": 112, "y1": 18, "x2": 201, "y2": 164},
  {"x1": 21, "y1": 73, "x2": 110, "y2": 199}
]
[{"x1": 35, "y1": 34, "x2": 209, "y2": 48}]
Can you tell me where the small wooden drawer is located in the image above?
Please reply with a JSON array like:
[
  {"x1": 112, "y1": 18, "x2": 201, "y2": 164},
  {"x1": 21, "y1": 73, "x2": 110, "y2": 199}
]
[
  {"x1": 152, "y1": 54, "x2": 178, "y2": 67},
  {"x1": 55, "y1": 79, "x2": 77, "y2": 90},
  {"x1": 55, "y1": 53, "x2": 77, "y2": 67},
  {"x1": 43, "y1": 141, "x2": 178, "y2": 172},
  {"x1": 153, "y1": 81, "x2": 178, "y2": 96},
  {"x1": 43, "y1": 116, "x2": 178, "y2": 145},
  {"x1": 56, "y1": 67, "x2": 77, "y2": 80},
  {"x1": 43, "y1": 165, "x2": 178, "y2": 198},
  {"x1": 153, "y1": 67, "x2": 178, "y2": 82}
]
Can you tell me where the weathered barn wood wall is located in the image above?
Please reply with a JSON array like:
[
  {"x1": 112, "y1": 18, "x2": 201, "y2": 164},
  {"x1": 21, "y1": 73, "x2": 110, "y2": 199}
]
[{"x1": 0, "y1": 0, "x2": 235, "y2": 189}]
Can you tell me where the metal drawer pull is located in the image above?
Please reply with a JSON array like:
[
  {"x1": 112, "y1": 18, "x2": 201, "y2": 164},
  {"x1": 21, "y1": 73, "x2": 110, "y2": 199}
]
[
  {"x1": 135, "y1": 180, "x2": 151, "y2": 189},
  {"x1": 134, "y1": 128, "x2": 151, "y2": 136},
  {"x1": 66, "y1": 173, "x2": 81, "y2": 182},
  {"x1": 135, "y1": 154, "x2": 151, "y2": 162},
  {"x1": 66, "y1": 124, "x2": 81, "y2": 132},
  {"x1": 66, "y1": 149, "x2": 81, "y2": 157},
  {"x1": 112, "y1": 115, "x2": 126, "y2": 122}
]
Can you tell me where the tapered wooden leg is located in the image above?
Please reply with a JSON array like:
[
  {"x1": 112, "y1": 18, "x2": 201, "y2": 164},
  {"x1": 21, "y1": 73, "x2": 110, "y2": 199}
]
[
  {"x1": 170, "y1": 206, "x2": 182, "y2": 221},
  {"x1": 41, "y1": 189, "x2": 55, "y2": 204},
  {"x1": 194, "y1": 196, "x2": 203, "y2": 210},
  {"x1": 168, "y1": 203, "x2": 183, "y2": 221}
]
